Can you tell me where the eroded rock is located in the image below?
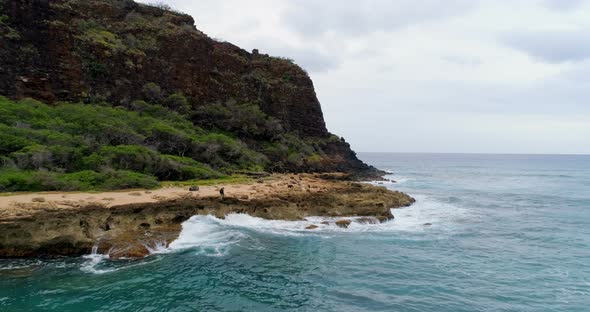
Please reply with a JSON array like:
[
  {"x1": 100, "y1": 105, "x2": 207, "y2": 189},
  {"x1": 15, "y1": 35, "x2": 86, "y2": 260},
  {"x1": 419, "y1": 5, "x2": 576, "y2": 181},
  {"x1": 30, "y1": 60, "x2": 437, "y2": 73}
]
[
  {"x1": 335, "y1": 219, "x2": 352, "y2": 228},
  {"x1": 356, "y1": 217, "x2": 380, "y2": 224},
  {"x1": 0, "y1": 175, "x2": 415, "y2": 258}
]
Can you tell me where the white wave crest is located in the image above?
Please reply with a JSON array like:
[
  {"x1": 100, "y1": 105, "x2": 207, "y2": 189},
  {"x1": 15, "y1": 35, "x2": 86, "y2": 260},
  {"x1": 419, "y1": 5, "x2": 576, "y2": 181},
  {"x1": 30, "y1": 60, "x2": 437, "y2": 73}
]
[
  {"x1": 81, "y1": 195, "x2": 468, "y2": 266},
  {"x1": 167, "y1": 195, "x2": 467, "y2": 244},
  {"x1": 166, "y1": 215, "x2": 247, "y2": 256},
  {"x1": 368, "y1": 174, "x2": 411, "y2": 186},
  {"x1": 81, "y1": 246, "x2": 160, "y2": 274},
  {"x1": 80, "y1": 246, "x2": 114, "y2": 274},
  {"x1": 387, "y1": 194, "x2": 469, "y2": 232}
]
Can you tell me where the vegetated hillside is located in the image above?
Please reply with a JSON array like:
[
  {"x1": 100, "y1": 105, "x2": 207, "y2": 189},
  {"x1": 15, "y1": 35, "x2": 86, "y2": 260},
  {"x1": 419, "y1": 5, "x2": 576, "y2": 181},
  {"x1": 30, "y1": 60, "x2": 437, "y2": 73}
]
[{"x1": 0, "y1": 0, "x2": 381, "y2": 191}]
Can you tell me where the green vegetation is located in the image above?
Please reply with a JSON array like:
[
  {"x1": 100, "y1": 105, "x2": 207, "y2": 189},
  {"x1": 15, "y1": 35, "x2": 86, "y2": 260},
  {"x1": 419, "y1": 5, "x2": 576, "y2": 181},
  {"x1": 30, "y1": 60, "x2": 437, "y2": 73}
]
[
  {"x1": 0, "y1": 0, "x2": 367, "y2": 192},
  {"x1": 161, "y1": 175, "x2": 254, "y2": 187},
  {"x1": 0, "y1": 95, "x2": 335, "y2": 192},
  {"x1": 0, "y1": 14, "x2": 19, "y2": 39},
  {"x1": 0, "y1": 169, "x2": 158, "y2": 192},
  {"x1": 142, "y1": 1, "x2": 184, "y2": 15},
  {"x1": 192, "y1": 99, "x2": 283, "y2": 139},
  {"x1": 78, "y1": 28, "x2": 125, "y2": 52},
  {"x1": 0, "y1": 96, "x2": 269, "y2": 192}
]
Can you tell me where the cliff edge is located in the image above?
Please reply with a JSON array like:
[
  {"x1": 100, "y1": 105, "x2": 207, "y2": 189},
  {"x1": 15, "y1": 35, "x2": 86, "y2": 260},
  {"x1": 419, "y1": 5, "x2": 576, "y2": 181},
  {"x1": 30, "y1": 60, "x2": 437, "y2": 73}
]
[{"x1": 0, "y1": 0, "x2": 381, "y2": 177}]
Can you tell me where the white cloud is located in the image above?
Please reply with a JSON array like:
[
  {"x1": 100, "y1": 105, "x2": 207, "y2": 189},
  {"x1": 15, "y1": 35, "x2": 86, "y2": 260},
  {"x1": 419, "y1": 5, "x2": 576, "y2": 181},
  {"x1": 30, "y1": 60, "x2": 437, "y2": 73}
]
[
  {"x1": 504, "y1": 30, "x2": 590, "y2": 63},
  {"x1": 281, "y1": 0, "x2": 475, "y2": 37}
]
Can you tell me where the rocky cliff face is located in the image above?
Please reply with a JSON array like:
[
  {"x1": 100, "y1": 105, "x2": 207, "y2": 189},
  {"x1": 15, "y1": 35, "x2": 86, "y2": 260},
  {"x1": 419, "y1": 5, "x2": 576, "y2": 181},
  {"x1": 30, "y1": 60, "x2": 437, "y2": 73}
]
[{"x1": 0, "y1": 0, "x2": 380, "y2": 176}]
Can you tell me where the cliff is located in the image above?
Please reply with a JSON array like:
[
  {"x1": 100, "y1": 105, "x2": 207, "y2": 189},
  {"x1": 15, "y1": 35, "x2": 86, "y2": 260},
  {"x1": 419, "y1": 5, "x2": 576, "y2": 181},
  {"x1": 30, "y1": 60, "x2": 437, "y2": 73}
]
[{"x1": 0, "y1": 0, "x2": 380, "y2": 177}]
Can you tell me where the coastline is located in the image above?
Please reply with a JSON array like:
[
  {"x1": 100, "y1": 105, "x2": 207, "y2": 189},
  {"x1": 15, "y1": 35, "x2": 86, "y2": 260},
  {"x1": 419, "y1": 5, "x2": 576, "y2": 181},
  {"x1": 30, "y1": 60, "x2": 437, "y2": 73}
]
[{"x1": 0, "y1": 173, "x2": 414, "y2": 259}]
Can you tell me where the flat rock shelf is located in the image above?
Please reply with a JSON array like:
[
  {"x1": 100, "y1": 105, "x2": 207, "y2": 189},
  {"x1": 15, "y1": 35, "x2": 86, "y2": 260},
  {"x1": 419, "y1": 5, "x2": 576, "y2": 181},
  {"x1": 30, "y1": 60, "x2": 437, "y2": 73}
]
[{"x1": 0, "y1": 174, "x2": 414, "y2": 259}]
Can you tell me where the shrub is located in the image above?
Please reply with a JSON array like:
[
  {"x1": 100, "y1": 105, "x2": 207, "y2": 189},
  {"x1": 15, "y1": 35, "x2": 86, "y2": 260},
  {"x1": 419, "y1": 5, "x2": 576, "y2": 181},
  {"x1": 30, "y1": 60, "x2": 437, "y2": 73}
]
[
  {"x1": 0, "y1": 94, "x2": 322, "y2": 191},
  {"x1": 82, "y1": 145, "x2": 224, "y2": 181},
  {"x1": 0, "y1": 169, "x2": 159, "y2": 192},
  {"x1": 156, "y1": 155, "x2": 223, "y2": 181},
  {"x1": 10, "y1": 145, "x2": 53, "y2": 170},
  {"x1": 0, "y1": 127, "x2": 34, "y2": 154},
  {"x1": 0, "y1": 156, "x2": 15, "y2": 168},
  {"x1": 192, "y1": 100, "x2": 284, "y2": 139},
  {"x1": 190, "y1": 133, "x2": 269, "y2": 170},
  {"x1": 78, "y1": 27, "x2": 126, "y2": 54},
  {"x1": 164, "y1": 93, "x2": 190, "y2": 114},
  {"x1": 142, "y1": 82, "x2": 163, "y2": 103},
  {"x1": 87, "y1": 145, "x2": 160, "y2": 173},
  {"x1": 127, "y1": 100, "x2": 189, "y2": 124},
  {"x1": 144, "y1": 123, "x2": 194, "y2": 156}
]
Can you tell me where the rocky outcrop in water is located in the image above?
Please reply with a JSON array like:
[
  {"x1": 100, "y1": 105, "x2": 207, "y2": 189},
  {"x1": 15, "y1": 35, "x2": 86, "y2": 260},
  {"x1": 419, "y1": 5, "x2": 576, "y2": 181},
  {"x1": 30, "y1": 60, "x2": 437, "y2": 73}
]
[{"x1": 0, "y1": 175, "x2": 415, "y2": 258}]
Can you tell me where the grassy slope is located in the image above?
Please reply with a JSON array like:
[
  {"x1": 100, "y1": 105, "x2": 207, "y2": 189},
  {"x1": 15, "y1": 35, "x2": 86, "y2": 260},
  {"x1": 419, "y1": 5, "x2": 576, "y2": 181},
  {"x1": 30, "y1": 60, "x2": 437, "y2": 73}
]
[
  {"x1": 0, "y1": 95, "x2": 337, "y2": 192},
  {"x1": 0, "y1": 96, "x2": 265, "y2": 191}
]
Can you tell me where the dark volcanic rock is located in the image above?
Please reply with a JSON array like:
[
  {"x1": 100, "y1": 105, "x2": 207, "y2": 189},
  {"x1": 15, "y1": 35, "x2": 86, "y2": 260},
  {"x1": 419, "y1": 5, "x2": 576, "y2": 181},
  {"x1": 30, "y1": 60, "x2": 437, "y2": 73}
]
[{"x1": 0, "y1": 0, "x2": 381, "y2": 177}]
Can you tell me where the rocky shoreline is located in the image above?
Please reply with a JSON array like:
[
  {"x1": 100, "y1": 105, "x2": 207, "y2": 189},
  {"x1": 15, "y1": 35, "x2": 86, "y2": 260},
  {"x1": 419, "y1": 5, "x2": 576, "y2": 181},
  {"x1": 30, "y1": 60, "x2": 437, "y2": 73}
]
[{"x1": 0, "y1": 174, "x2": 414, "y2": 259}]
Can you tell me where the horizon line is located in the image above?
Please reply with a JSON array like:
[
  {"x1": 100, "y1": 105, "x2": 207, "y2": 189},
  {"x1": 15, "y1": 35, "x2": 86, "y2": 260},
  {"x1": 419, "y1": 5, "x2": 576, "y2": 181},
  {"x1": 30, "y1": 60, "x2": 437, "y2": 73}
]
[{"x1": 357, "y1": 152, "x2": 590, "y2": 156}]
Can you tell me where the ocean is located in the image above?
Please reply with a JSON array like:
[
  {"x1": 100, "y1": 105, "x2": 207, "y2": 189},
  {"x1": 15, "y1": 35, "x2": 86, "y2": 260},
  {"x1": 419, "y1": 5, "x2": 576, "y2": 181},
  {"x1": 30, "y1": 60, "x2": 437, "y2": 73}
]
[{"x1": 1, "y1": 153, "x2": 589, "y2": 311}]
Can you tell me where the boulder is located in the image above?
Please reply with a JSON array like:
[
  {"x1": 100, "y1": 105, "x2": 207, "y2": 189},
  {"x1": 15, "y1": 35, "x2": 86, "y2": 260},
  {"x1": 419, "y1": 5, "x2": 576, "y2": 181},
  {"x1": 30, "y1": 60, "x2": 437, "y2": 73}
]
[
  {"x1": 376, "y1": 212, "x2": 395, "y2": 223},
  {"x1": 357, "y1": 217, "x2": 379, "y2": 224},
  {"x1": 108, "y1": 243, "x2": 150, "y2": 259},
  {"x1": 189, "y1": 186, "x2": 199, "y2": 192},
  {"x1": 335, "y1": 219, "x2": 351, "y2": 228},
  {"x1": 305, "y1": 225, "x2": 319, "y2": 230}
]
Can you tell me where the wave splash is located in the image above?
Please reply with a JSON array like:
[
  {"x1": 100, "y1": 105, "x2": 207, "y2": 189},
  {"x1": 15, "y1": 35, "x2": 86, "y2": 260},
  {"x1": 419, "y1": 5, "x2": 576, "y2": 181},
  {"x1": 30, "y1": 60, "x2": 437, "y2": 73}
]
[
  {"x1": 390, "y1": 194, "x2": 469, "y2": 232},
  {"x1": 77, "y1": 194, "x2": 468, "y2": 274},
  {"x1": 166, "y1": 194, "x2": 468, "y2": 245},
  {"x1": 80, "y1": 246, "x2": 114, "y2": 274},
  {"x1": 80, "y1": 246, "x2": 161, "y2": 274},
  {"x1": 166, "y1": 215, "x2": 247, "y2": 256}
]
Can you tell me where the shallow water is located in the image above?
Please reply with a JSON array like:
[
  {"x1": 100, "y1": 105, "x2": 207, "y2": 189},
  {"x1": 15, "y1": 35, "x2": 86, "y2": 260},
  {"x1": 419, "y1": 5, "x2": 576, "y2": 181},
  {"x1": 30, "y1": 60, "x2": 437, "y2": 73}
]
[{"x1": 1, "y1": 153, "x2": 589, "y2": 311}]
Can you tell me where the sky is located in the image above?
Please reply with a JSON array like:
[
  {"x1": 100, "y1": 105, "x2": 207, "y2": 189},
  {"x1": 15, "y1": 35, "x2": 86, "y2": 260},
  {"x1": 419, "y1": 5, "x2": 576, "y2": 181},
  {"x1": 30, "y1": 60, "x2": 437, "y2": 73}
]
[{"x1": 141, "y1": 0, "x2": 590, "y2": 154}]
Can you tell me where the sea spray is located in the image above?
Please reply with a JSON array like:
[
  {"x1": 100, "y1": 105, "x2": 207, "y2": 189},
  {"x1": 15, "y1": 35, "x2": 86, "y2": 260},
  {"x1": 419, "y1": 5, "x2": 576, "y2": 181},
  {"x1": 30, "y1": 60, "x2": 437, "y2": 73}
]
[
  {"x1": 80, "y1": 245, "x2": 114, "y2": 274},
  {"x1": 164, "y1": 195, "x2": 465, "y2": 247},
  {"x1": 167, "y1": 215, "x2": 247, "y2": 256},
  {"x1": 143, "y1": 241, "x2": 170, "y2": 255}
]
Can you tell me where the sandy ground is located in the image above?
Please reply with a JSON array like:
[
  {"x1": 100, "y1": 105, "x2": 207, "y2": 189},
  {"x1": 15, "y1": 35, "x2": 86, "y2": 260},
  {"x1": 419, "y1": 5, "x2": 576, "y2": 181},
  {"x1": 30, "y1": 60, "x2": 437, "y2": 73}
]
[{"x1": 0, "y1": 174, "x2": 332, "y2": 221}]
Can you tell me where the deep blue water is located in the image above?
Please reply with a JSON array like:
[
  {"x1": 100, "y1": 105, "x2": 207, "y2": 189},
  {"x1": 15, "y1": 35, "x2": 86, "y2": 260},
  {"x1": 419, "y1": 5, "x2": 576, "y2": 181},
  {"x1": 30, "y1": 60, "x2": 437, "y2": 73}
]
[{"x1": 1, "y1": 153, "x2": 589, "y2": 311}]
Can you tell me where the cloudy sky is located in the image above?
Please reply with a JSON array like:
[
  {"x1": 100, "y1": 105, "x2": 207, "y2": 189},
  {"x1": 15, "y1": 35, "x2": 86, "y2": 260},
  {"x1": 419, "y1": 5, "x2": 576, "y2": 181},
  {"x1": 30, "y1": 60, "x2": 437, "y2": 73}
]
[{"x1": 144, "y1": 0, "x2": 590, "y2": 154}]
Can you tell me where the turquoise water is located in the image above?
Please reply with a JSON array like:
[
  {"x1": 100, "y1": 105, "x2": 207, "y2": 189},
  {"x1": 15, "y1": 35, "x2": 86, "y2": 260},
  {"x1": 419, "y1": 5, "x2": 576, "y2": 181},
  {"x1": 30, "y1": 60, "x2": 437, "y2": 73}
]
[{"x1": 1, "y1": 153, "x2": 590, "y2": 311}]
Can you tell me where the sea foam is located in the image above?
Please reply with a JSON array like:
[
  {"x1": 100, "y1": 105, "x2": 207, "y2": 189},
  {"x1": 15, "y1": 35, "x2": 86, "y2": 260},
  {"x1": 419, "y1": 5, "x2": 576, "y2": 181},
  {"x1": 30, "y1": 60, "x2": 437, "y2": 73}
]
[
  {"x1": 162, "y1": 194, "x2": 467, "y2": 252},
  {"x1": 79, "y1": 195, "x2": 467, "y2": 268},
  {"x1": 80, "y1": 246, "x2": 115, "y2": 274}
]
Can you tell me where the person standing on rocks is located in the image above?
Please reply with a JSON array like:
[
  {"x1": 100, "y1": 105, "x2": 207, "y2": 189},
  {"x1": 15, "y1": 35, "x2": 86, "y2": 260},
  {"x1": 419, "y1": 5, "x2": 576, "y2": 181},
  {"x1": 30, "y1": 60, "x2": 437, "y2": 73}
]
[{"x1": 220, "y1": 187, "x2": 225, "y2": 200}]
